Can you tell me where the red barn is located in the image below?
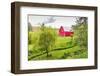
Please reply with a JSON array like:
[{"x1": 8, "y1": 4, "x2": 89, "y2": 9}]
[{"x1": 59, "y1": 26, "x2": 74, "y2": 37}]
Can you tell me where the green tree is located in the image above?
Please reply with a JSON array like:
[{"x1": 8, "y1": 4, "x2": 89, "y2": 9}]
[
  {"x1": 72, "y1": 17, "x2": 88, "y2": 50},
  {"x1": 38, "y1": 24, "x2": 57, "y2": 57},
  {"x1": 28, "y1": 22, "x2": 32, "y2": 31},
  {"x1": 28, "y1": 22, "x2": 33, "y2": 44}
]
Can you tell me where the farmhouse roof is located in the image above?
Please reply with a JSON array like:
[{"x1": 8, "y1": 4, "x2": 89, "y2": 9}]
[{"x1": 61, "y1": 26, "x2": 73, "y2": 31}]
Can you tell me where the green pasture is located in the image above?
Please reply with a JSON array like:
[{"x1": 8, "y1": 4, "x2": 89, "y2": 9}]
[{"x1": 28, "y1": 31, "x2": 88, "y2": 60}]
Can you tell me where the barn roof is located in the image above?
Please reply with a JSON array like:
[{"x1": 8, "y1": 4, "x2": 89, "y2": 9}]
[{"x1": 61, "y1": 26, "x2": 73, "y2": 32}]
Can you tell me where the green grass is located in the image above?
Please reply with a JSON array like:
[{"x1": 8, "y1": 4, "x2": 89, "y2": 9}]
[
  {"x1": 54, "y1": 36, "x2": 72, "y2": 48},
  {"x1": 28, "y1": 31, "x2": 88, "y2": 60},
  {"x1": 30, "y1": 46, "x2": 87, "y2": 60}
]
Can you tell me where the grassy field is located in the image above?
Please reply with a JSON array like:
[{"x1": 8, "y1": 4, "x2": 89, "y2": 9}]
[
  {"x1": 28, "y1": 31, "x2": 88, "y2": 60},
  {"x1": 30, "y1": 46, "x2": 88, "y2": 60}
]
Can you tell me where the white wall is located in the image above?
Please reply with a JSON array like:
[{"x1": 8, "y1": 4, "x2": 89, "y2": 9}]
[{"x1": 0, "y1": 0, "x2": 100, "y2": 76}]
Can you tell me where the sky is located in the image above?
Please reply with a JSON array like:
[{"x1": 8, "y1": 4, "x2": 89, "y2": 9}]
[{"x1": 28, "y1": 15, "x2": 78, "y2": 29}]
